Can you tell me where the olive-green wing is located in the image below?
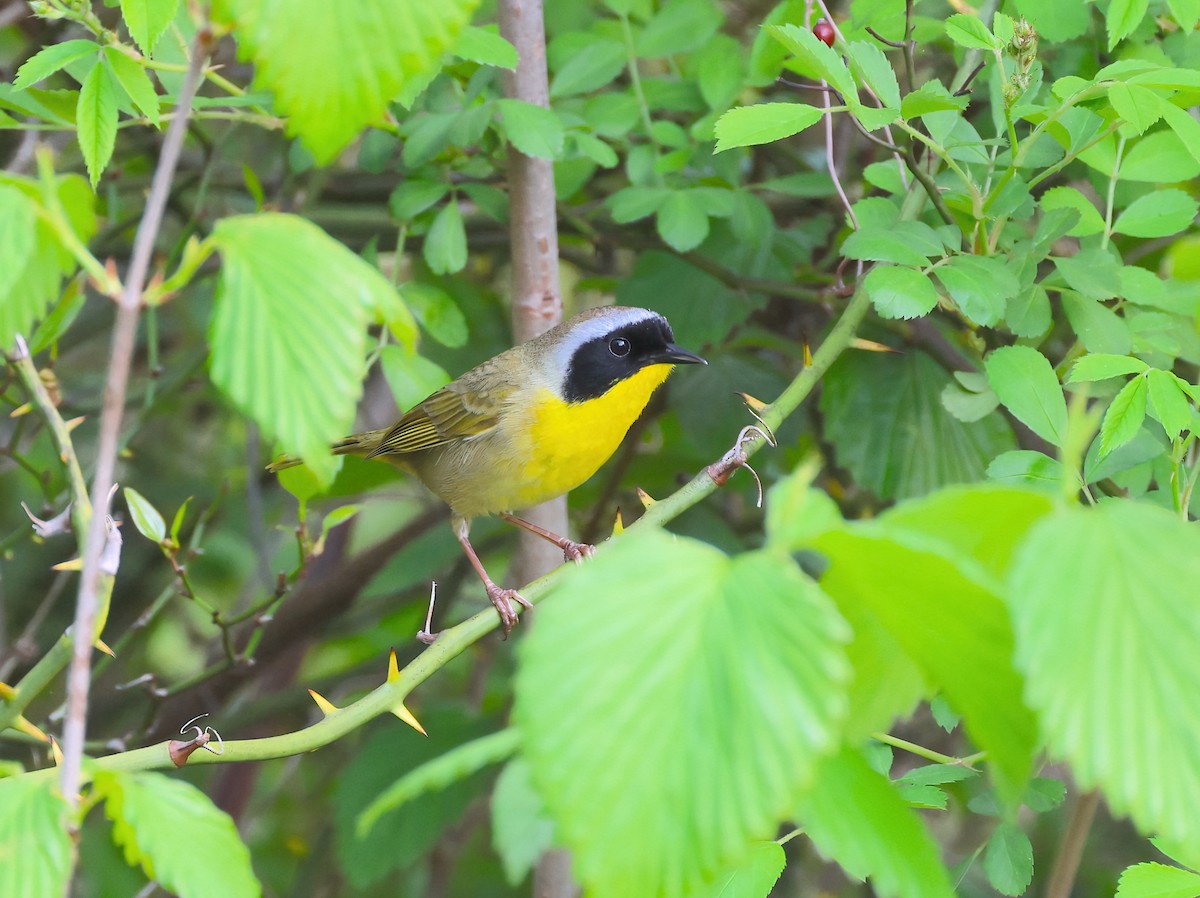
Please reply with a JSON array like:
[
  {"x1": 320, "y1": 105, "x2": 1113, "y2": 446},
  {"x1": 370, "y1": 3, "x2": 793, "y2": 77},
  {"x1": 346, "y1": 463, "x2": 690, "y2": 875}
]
[{"x1": 367, "y1": 384, "x2": 505, "y2": 457}]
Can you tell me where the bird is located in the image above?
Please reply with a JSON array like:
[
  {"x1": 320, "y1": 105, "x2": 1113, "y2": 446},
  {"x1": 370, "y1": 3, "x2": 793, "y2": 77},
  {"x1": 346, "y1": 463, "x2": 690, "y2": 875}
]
[{"x1": 268, "y1": 305, "x2": 706, "y2": 635}]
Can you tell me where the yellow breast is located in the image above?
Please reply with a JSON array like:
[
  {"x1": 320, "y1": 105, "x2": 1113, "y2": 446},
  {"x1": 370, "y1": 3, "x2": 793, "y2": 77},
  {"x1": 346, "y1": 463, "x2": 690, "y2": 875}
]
[{"x1": 509, "y1": 364, "x2": 674, "y2": 507}]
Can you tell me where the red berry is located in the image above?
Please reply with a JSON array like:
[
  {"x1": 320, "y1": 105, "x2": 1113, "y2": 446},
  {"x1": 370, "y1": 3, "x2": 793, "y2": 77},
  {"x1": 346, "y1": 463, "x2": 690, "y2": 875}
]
[{"x1": 813, "y1": 19, "x2": 835, "y2": 46}]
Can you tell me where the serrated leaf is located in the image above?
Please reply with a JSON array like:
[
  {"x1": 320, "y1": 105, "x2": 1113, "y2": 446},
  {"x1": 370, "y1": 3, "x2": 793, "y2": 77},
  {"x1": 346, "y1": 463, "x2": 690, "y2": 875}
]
[
  {"x1": 423, "y1": 200, "x2": 467, "y2": 275},
  {"x1": 797, "y1": 748, "x2": 955, "y2": 898},
  {"x1": 823, "y1": 352, "x2": 1015, "y2": 499},
  {"x1": 900, "y1": 79, "x2": 969, "y2": 118},
  {"x1": 401, "y1": 282, "x2": 467, "y2": 348},
  {"x1": 97, "y1": 770, "x2": 260, "y2": 898},
  {"x1": 548, "y1": 38, "x2": 625, "y2": 98},
  {"x1": 844, "y1": 221, "x2": 942, "y2": 267},
  {"x1": 1108, "y1": 82, "x2": 1163, "y2": 135},
  {"x1": 814, "y1": 526, "x2": 1038, "y2": 802},
  {"x1": 1116, "y1": 862, "x2": 1200, "y2": 898},
  {"x1": 848, "y1": 41, "x2": 901, "y2": 109},
  {"x1": 514, "y1": 532, "x2": 850, "y2": 898},
  {"x1": 984, "y1": 822, "x2": 1034, "y2": 896},
  {"x1": 103, "y1": 47, "x2": 160, "y2": 126},
  {"x1": 77, "y1": 61, "x2": 118, "y2": 187},
  {"x1": 1099, "y1": 374, "x2": 1148, "y2": 455},
  {"x1": 1167, "y1": 0, "x2": 1200, "y2": 29},
  {"x1": 1054, "y1": 249, "x2": 1121, "y2": 301},
  {"x1": 1120, "y1": 129, "x2": 1200, "y2": 182},
  {"x1": 1008, "y1": 502, "x2": 1200, "y2": 847},
  {"x1": 0, "y1": 777, "x2": 72, "y2": 898},
  {"x1": 492, "y1": 759, "x2": 557, "y2": 887},
  {"x1": 984, "y1": 346, "x2": 1068, "y2": 448},
  {"x1": 14, "y1": 40, "x2": 100, "y2": 90},
  {"x1": 222, "y1": 0, "x2": 476, "y2": 163},
  {"x1": 1113, "y1": 189, "x2": 1199, "y2": 238},
  {"x1": 1107, "y1": 0, "x2": 1150, "y2": 50},
  {"x1": 121, "y1": 0, "x2": 179, "y2": 55},
  {"x1": 1158, "y1": 102, "x2": 1200, "y2": 166},
  {"x1": 1146, "y1": 369, "x2": 1193, "y2": 440},
  {"x1": 496, "y1": 99, "x2": 563, "y2": 160},
  {"x1": 936, "y1": 255, "x2": 1018, "y2": 327},
  {"x1": 452, "y1": 25, "x2": 517, "y2": 69},
  {"x1": 768, "y1": 23, "x2": 855, "y2": 97},
  {"x1": 0, "y1": 185, "x2": 36, "y2": 303},
  {"x1": 656, "y1": 190, "x2": 710, "y2": 252},
  {"x1": 1039, "y1": 187, "x2": 1104, "y2": 237},
  {"x1": 1067, "y1": 354, "x2": 1148, "y2": 383},
  {"x1": 945, "y1": 13, "x2": 1000, "y2": 49},
  {"x1": 1062, "y1": 294, "x2": 1131, "y2": 355},
  {"x1": 713, "y1": 102, "x2": 824, "y2": 152},
  {"x1": 1005, "y1": 284, "x2": 1052, "y2": 339},
  {"x1": 863, "y1": 266, "x2": 940, "y2": 320},
  {"x1": 698, "y1": 842, "x2": 785, "y2": 898},
  {"x1": 123, "y1": 486, "x2": 166, "y2": 542},
  {"x1": 210, "y1": 215, "x2": 387, "y2": 484}
]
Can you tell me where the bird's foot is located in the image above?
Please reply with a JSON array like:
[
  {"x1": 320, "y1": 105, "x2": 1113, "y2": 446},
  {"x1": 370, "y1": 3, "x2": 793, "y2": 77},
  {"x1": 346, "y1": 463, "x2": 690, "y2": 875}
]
[
  {"x1": 562, "y1": 539, "x2": 596, "y2": 564},
  {"x1": 705, "y1": 423, "x2": 777, "y2": 508},
  {"x1": 486, "y1": 584, "x2": 532, "y2": 637}
]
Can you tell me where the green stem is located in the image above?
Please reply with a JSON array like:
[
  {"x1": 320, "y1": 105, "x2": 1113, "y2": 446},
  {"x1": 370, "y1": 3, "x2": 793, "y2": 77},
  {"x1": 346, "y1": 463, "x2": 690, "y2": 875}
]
[
  {"x1": 1100, "y1": 134, "x2": 1127, "y2": 251},
  {"x1": 872, "y1": 731, "x2": 984, "y2": 768},
  {"x1": 618, "y1": 12, "x2": 662, "y2": 186}
]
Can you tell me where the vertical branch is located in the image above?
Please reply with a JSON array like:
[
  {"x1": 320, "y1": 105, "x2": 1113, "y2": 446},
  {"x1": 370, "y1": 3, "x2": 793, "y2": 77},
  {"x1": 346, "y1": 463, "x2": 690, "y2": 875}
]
[
  {"x1": 497, "y1": 3, "x2": 576, "y2": 897},
  {"x1": 498, "y1": 0, "x2": 570, "y2": 584},
  {"x1": 58, "y1": 28, "x2": 213, "y2": 810}
]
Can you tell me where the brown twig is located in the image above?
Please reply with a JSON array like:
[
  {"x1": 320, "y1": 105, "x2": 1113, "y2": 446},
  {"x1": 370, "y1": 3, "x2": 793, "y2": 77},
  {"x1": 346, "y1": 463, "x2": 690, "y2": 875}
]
[
  {"x1": 59, "y1": 27, "x2": 213, "y2": 811},
  {"x1": 1045, "y1": 790, "x2": 1101, "y2": 898}
]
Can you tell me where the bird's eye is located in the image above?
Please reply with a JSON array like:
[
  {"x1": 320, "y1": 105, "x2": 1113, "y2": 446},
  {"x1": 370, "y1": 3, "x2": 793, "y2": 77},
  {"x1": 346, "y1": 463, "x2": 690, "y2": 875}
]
[{"x1": 608, "y1": 337, "x2": 631, "y2": 357}]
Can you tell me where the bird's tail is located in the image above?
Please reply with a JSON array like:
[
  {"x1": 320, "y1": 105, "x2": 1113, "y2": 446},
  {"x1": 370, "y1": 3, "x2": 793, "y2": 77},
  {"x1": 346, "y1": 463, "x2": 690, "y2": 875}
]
[{"x1": 265, "y1": 428, "x2": 392, "y2": 473}]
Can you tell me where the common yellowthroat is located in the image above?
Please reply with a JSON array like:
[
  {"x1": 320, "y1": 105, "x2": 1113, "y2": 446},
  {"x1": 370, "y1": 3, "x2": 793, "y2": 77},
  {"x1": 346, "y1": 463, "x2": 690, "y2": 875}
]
[{"x1": 269, "y1": 305, "x2": 705, "y2": 634}]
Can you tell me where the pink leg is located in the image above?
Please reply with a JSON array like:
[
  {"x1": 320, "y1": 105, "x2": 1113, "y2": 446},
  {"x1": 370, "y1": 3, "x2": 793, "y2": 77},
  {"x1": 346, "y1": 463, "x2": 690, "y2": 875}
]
[
  {"x1": 454, "y1": 518, "x2": 531, "y2": 636},
  {"x1": 499, "y1": 512, "x2": 596, "y2": 564}
]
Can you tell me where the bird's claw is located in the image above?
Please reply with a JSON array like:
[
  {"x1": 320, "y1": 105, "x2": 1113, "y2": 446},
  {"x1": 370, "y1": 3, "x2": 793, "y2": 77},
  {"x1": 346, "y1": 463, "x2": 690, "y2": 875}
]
[
  {"x1": 562, "y1": 540, "x2": 596, "y2": 564},
  {"x1": 486, "y1": 584, "x2": 531, "y2": 637}
]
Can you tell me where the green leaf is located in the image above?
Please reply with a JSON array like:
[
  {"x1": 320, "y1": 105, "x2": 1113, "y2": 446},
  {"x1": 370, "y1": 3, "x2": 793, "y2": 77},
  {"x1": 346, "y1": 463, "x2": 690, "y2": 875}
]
[
  {"x1": 984, "y1": 345, "x2": 1068, "y2": 448},
  {"x1": 1113, "y1": 189, "x2": 1199, "y2": 238},
  {"x1": 514, "y1": 532, "x2": 849, "y2": 898},
  {"x1": 29, "y1": 280, "x2": 87, "y2": 354},
  {"x1": 767, "y1": 23, "x2": 856, "y2": 97},
  {"x1": 120, "y1": 0, "x2": 179, "y2": 55},
  {"x1": 1120, "y1": 129, "x2": 1200, "y2": 182},
  {"x1": 379, "y1": 344, "x2": 450, "y2": 411},
  {"x1": 123, "y1": 486, "x2": 166, "y2": 543},
  {"x1": 359, "y1": 729, "x2": 519, "y2": 835},
  {"x1": 1116, "y1": 863, "x2": 1200, "y2": 898},
  {"x1": 1013, "y1": 0, "x2": 1089, "y2": 40},
  {"x1": 796, "y1": 747, "x2": 956, "y2": 898},
  {"x1": 400, "y1": 282, "x2": 467, "y2": 348},
  {"x1": 548, "y1": 38, "x2": 626, "y2": 98},
  {"x1": 1108, "y1": 82, "x2": 1163, "y2": 135},
  {"x1": 656, "y1": 190, "x2": 711, "y2": 252},
  {"x1": 1167, "y1": 0, "x2": 1200, "y2": 29},
  {"x1": 1146, "y1": 369, "x2": 1193, "y2": 440},
  {"x1": 496, "y1": 99, "x2": 564, "y2": 160},
  {"x1": 1106, "y1": 0, "x2": 1150, "y2": 50},
  {"x1": 1099, "y1": 374, "x2": 1148, "y2": 456},
  {"x1": 388, "y1": 180, "x2": 447, "y2": 220},
  {"x1": 1061, "y1": 294, "x2": 1132, "y2": 355},
  {"x1": 452, "y1": 25, "x2": 517, "y2": 69},
  {"x1": 984, "y1": 822, "x2": 1034, "y2": 896},
  {"x1": 848, "y1": 41, "x2": 901, "y2": 109},
  {"x1": 900, "y1": 79, "x2": 969, "y2": 118},
  {"x1": 1054, "y1": 249, "x2": 1121, "y2": 301},
  {"x1": 713, "y1": 102, "x2": 824, "y2": 152},
  {"x1": 1006, "y1": 284, "x2": 1052, "y2": 339},
  {"x1": 103, "y1": 47, "x2": 160, "y2": 126},
  {"x1": 423, "y1": 200, "x2": 468, "y2": 275},
  {"x1": 987, "y1": 450, "x2": 1065, "y2": 488},
  {"x1": 1039, "y1": 187, "x2": 1105, "y2": 237},
  {"x1": 210, "y1": 215, "x2": 386, "y2": 484},
  {"x1": 843, "y1": 220, "x2": 942, "y2": 267},
  {"x1": 1067, "y1": 354, "x2": 1148, "y2": 383},
  {"x1": 944, "y1": 13, "x2": 1000, "y2": 50},
  {"x1": 1008, "y1": 502, "x2": 1200, "y2": 846},
  {"x1": 0, "y1": 185, "x2": 36, "y2": 304},
  {"x1": 97, "y1": 770, "x2": 260, "y2": 898},
  {"x1": 14, "y1": 39, "x2": 100, "y2": 89},
  {"x1": 223, "y1": 0, "x2": 476, "y2": 163},
  {"x1": 863, "y1": 266, "x2": 940, "y2": 319},
  {"x1": 814, "y1": 526, "x2": 1038, "y2": 801},
  {"x1": 0, "y1": 777, "x2": 72, "y2": 898},
  {"x1": 1159, "y1": 102, "x2": 1200, "y2": 166},
  {"x1": 636, "y1": 0, "x2": 723, "y2": 57},
  {"x1": 77, "y1": 60, "x2": 119, "y2": 187},
  {"x1": 608, "y1": 185, "x2": 670, "y2": 223},
  {"x1": 823, "y1": 352, "x2": 1015, "y2": 499},
  {"x1": 491, "y1": 759, "x2": 557, "y2": 887},
  {"x1": 935, "y1": 255, "x2": 1019, "y2": 327},
  {"x1": 697, "y1": 842, "x2": 785, "y2": 898}
]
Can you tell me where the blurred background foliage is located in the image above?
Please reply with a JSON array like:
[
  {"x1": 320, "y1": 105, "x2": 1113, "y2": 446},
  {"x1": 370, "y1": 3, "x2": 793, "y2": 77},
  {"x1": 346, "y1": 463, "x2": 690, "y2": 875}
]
[{"x1": 1, "y1": 0, "x2": 1199, "y2": 895}]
